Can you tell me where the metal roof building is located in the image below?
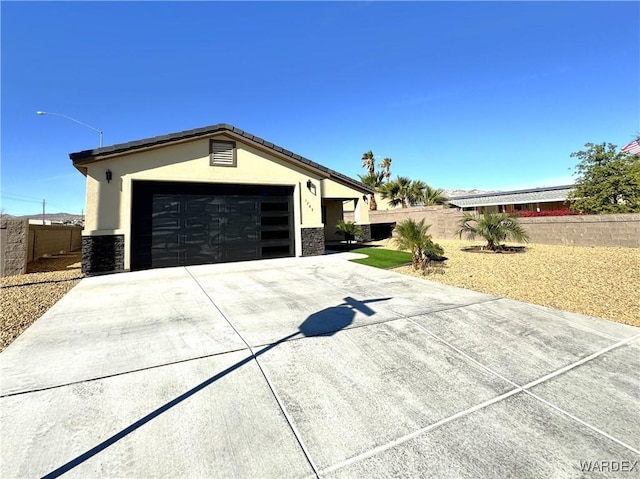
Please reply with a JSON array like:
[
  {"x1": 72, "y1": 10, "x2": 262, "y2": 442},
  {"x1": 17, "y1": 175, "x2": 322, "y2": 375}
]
[{"x1": 448, "y1": 185, "x2": 573, "y2": 212}]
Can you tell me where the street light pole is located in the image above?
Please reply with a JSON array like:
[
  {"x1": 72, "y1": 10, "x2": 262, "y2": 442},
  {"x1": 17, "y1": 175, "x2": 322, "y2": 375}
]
[{"x1": 36, "y1": 111, "x2": 103, "y2": 147}]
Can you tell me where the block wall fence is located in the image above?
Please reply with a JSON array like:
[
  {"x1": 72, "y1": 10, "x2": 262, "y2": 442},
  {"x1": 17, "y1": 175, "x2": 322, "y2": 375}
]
[
  {"x1": 1, "y1": 219, "x2": 28, "y2": 277},
  {"x1": 1, "y1": 219, "x2": 83, "y2": 277},
  {"x1": 346, "y1": 208, "x2": 640, "y2": 248}
]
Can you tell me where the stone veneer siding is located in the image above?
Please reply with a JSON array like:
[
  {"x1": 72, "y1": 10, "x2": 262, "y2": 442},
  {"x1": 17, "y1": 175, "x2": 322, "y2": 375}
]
[
  {"x1": 82, "y1": 235, "x2": 125, "y2": 274},
  {"x1": 357, "y1": 224, "x2": 372, "y2": 242},
  {"x1": 301, "y1": 227, "x2": 325, "y2": 256}
]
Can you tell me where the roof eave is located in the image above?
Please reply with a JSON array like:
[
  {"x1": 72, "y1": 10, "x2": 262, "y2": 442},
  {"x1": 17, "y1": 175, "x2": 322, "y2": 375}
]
[
  {"x1": 69, "y1": 123, "x2": 373, "y2": 194},
  {"x1": 451, "y1": 196, "x2": 570, "y2": 208}
]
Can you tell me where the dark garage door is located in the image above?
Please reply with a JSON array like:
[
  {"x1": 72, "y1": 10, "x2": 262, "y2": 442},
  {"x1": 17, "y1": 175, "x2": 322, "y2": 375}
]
[{"x1": 131, "y1": 181, "x2": 294, "y2": 270}]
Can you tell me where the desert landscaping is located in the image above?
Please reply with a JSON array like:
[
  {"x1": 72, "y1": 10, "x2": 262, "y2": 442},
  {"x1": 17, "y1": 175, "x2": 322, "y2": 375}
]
[
  {"x1": 1, "y1": 253, "x2": 83, "y2": 351},
  {"x1": 385, "y1": 238, "x2": 640, "y2": 327}
]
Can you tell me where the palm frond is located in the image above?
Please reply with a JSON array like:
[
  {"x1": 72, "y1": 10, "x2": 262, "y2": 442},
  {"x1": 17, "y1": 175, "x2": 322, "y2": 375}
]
[{"x1": 457, "y1": 212, "x2": 530, "y2": 250}]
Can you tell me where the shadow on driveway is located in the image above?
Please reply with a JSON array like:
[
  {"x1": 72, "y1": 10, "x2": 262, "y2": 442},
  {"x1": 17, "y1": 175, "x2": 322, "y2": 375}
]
[{"x1": 42, "y1": 296, "x2": 391, "y2": 479}]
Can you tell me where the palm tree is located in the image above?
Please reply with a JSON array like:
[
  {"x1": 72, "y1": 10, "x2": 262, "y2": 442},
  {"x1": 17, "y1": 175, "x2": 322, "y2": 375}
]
[
  {"x1": 361, "y1": 150, "x2": 376, "y2": 175},
  {"x1": 457, "y1": 212, "x2": 530, "y2": 251},
  {"x1": 379, "y1": 176, "x2": 412, "y2": 208},
  {"x1": 380, "y1": 157, "x2": 392, "y2": 182},
  {"x1": 421, "y1": 185, "x2": 448, "y2": 206},
  {"x1": 358, "y1": 171, "x2": 385, "y2": 210},
  {"x1": 407, "y1": 180, "x2": 427, "y2": 206},
  {"x1": 392, "y1": 218, "x2": 444, "y2": 270},
  {"x1": 335, "y1": 220, "x2": 363, "y2": 244}
]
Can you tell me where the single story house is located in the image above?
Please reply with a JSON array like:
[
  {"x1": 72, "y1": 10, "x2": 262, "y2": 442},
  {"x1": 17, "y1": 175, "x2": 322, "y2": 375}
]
[
  {"x1": 447, "y1": 184, "x2": 573, "y2": 214},
  {"x1": 70, "y1": 124, "x2": 373, "y2": 274}
]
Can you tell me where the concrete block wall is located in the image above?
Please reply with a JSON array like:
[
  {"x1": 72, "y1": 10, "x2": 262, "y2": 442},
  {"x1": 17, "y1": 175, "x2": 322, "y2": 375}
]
[
  {"x1": 369, "y1": 206, "x2": 463, "y2": 239},
  {"x1": 1, "y1": 218, "x2": 29, "y2": 277},
  {"x1": 518, "y1": 214, "x2": 640, "y2": 248},
  {"x1": 365, "y1": 208, "x2": 640, "y2": 248},
  {"x1": 27, "y1": 225, "x2": 83, "y2": 262},
  {"x1": 342, "y1": 211, "x2": 355, "y2": 223}
]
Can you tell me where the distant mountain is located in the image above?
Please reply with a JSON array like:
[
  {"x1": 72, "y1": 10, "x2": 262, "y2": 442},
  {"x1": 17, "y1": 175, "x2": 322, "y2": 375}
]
[{"x1": 3, "y1": 213, "x2": 84, "y2": 223}]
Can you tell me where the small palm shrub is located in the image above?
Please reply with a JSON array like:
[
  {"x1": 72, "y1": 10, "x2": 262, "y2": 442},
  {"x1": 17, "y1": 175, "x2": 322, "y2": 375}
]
[
  {"x1": 457, "y1": 212, "x2": 530, "y2": 251},
  {"x1": 335, "y1": 220, "x2": 363, "y2": 244},
  {"x1": 392, "y1": 218, "x2": 446, "y2": 272}
]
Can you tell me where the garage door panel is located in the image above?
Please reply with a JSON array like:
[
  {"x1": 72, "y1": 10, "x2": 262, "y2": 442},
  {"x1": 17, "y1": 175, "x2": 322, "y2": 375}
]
[{"x1": 132, "y1": 182, "x2": 294, "y2": 270}]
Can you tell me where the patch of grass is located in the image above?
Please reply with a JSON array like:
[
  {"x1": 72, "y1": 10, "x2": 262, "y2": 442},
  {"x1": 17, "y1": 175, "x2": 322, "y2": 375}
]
[{"x1": 349, "y1": 248, "x2": 412, "y2": 269}]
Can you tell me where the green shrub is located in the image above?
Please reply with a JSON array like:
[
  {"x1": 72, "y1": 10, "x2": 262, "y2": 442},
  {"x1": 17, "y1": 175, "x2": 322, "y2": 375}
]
[
  {"x1": 335, "y1": 220, "x2": 363, "y2": 244},
  {"x1": 392, "y1": 218, "x2": 446, "y2": 272},
  {"x1": 457, "y1": 212, "x2": 529, "y2": 251}
]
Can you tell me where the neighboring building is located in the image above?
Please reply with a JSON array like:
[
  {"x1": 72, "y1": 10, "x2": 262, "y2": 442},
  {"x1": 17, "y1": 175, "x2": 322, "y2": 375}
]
[
  {"x1": 447, "y1": 184, "x2": 573, "y2": 214},
  {"x1": 70, "y1": 124, "x2": 373, "y2": 274}
]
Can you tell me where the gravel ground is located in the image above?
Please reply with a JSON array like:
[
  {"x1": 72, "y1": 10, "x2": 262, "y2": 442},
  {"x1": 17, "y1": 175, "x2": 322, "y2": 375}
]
[
  {"x1": 1, "y1": 252, "x2": 83, "y2": 351},
  {"x1": 370, "y1": 238, "x2": 640, "y2": 327}
]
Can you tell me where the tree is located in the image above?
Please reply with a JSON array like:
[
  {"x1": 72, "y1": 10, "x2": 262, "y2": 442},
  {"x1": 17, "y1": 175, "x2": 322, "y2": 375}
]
[
  {"x1": 392, "y1": 218, "x2": 445, "y2": 271},
  {"x1": 335, "y1": 220, "x2": 363, "y2": 244},
  {"x1": 357, "y1": 172, "x2": 385, "y2": 210},
  {"x1": 379, "y1": 157, "x2": 392, "y2": 182},
  {"x1": 380, "y1": 177, "x2": 437, "y2": 208},
  {"x1": 361, "y1": 150, "x2": 376, "y2": 175},
  {"x1": 379, "y1": 176, "x2": 413, "y2": 208},
  {"x1": 568, "y1": 142, "x2": 640, "y2": 214},
  {"x1": 407, "y1": 180, "x2": 427, "y2": 206},
  {"x1": 420, "y1": 185, "x2": 448, "y2": 206},
  {"x1": 457, "y1": 212, "x2": 530, "y2": 251}
]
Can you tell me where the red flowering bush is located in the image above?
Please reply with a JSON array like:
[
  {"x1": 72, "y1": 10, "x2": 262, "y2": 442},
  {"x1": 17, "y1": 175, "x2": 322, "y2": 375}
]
[{"x1": 515, "y1": 208, "x2": 579, "y2": 217}]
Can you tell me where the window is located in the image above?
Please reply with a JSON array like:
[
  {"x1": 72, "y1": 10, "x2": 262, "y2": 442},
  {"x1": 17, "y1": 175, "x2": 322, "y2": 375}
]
[{"x1": 210, "y1": 140, "x2": 236, "y2": 167}]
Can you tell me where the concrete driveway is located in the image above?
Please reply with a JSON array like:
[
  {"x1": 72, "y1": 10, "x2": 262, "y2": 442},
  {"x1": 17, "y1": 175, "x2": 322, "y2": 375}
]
[{"x1": 1, "y1": 253, "x2": 638, "y2": 478}]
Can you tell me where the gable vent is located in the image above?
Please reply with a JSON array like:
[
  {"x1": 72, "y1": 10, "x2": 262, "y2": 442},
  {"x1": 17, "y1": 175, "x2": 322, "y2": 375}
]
[{"x1": 210, "y1": 140, "x2": 236, "y2": 167}]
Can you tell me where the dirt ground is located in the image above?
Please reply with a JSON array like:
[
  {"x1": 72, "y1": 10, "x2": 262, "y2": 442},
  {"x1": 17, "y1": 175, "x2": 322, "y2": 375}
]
[{"x1": 372, "y1": 238, "x2": 640, "y2": 327}]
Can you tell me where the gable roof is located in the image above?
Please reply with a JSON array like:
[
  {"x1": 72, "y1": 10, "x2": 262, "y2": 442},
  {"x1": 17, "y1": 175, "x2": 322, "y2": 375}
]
[
  {"x1": 69, "y1": 123, "x2": 373, "y2": 194},
  {"x1": 448, "y1": 184, "x2": 573, "y2": 208}
]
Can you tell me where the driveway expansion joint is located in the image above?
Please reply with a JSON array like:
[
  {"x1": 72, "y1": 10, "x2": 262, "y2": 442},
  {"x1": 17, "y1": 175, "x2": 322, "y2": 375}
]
[
  {"x1": 0, "y1": 347, "x2": 250, "y2": 399},
  {"x1": 322, "y1": 327, "x2": 640, "y2": 475},
  {"x1": 321, "y1": 388, "x2": 523, "y2": 475},
  {"x1": 185, "y1": 266, "x2": 322, "y2": 478},
  {"x1": 408, "y1": 318, "x2": 640, "y2": 452}
]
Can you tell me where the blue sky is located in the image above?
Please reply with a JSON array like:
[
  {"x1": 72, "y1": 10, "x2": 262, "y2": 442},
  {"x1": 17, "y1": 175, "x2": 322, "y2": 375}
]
[{"x1": 2, "y1": 1, "x2": 639, "y2": 215}]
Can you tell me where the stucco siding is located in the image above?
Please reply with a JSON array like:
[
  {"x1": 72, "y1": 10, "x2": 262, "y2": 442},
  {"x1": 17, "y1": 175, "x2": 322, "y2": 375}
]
[
  {"x1": 85, "y1": 135, "x2": 325, "y2": 230},
  {"x1": 81, "y1": 134, "x2": 368, "y2": 269},
  {"x1": 322, "y1": 200, "x2": 345, "y2": 241}
]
